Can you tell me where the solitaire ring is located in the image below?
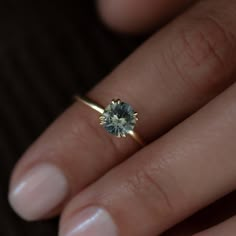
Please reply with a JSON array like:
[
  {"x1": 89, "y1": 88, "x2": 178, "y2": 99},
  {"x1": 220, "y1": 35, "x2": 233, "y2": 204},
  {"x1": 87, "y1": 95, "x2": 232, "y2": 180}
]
[{"x1": 75, "y1": 96, "x2": 145, "y2": 147}]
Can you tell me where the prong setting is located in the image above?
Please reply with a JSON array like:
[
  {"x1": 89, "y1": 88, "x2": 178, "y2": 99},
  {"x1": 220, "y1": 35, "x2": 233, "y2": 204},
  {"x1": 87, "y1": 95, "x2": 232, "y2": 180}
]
[{"x1": 99, "y1": 99, "x2": 137, "y2": 138}]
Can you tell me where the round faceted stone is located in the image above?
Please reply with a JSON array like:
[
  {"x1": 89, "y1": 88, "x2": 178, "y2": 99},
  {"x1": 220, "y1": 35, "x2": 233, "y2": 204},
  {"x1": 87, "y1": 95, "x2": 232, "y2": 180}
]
[{"x1": 100, "y1": 100, "x2": 137, "y2": 137}]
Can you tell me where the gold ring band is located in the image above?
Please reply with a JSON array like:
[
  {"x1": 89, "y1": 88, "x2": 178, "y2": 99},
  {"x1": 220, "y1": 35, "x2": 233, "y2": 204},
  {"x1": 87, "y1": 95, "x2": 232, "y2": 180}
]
[{"x1": 75, "y1": 96, "x2": 145, "y2": 147}]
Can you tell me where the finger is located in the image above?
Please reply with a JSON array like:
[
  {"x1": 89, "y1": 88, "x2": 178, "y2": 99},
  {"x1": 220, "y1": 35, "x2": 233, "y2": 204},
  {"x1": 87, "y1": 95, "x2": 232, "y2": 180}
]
[
  {"x1": 97, "y1": 0, "x2": 193, "y2": 33},
  {"x1": 194, "y1": 216, "x2": 236, "y2": 236},
  {"x1": 9, "y1": 0, "x2": 236, "y2": 221},
  {"x1": 59, "y1": 82, "x2": 236, "y2": 236}
]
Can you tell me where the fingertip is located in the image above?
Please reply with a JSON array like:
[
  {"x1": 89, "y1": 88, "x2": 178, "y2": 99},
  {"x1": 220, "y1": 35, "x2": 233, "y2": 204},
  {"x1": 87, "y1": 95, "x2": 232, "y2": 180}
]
[
  {"x1": 97, "y1": 0, "x2": 193, "y2": 34},
  {"x1": 8, "y1": 163, "x2": 69, "y2": 221},
  {"x1": 97, "y1": 0, "x2": 158, "y2": 34},
  {"x1": 60, "y1": 206, "x2": 118, "y2": 236},
  {"x1": 97, "y1": 0, "x2": 132, "y2": 34}
]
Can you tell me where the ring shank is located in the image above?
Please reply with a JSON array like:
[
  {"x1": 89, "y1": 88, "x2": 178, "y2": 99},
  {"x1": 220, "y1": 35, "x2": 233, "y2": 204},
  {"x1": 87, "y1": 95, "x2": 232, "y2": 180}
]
[
  {"x1": 75, "y1": 96, "x2": 104, "y2": 114},
  {"x1": 75, "y1": 96, "x2": 145, "y2": 147}
]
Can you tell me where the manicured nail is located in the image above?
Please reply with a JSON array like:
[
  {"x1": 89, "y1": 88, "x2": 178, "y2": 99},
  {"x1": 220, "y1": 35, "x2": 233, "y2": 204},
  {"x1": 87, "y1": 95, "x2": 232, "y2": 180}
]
[
  {"x1": 60, "y1": 206, "x2": 118, "y2": 236},
  {"x1": 9, "y1": 163, "x2": 68, "y2": 221}
]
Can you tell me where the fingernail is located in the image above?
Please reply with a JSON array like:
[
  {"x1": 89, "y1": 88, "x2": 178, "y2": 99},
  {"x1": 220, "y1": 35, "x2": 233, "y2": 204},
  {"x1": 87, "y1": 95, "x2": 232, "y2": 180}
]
[
  {"x1": 9, "y1": 163, "x2": 68, "y2": 221},
  {"x1": 60, "y1": 206, "x2": 118, "y2": 236}
]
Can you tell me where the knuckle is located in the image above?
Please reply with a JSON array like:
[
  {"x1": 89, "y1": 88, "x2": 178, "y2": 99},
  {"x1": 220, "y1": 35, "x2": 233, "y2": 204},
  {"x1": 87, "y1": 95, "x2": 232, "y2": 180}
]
[
  {"x1": 169, "y1": 15, "x2": 235, "y2": 91},
  {"x1": 126, "y1": 165, "x2": 175, "y2": 215}
]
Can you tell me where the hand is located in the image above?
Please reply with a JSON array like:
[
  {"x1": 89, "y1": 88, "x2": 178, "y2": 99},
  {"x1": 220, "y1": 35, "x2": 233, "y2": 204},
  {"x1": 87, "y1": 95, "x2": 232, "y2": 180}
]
[{"x1": 9, "y1": 0, "x2": 236, "y2": 235}]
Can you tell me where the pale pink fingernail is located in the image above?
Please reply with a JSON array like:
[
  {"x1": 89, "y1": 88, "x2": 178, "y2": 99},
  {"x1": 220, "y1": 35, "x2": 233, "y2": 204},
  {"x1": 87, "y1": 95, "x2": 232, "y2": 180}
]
[
  {"x1": 9, "y1": 163, "x2": 69, "y2": 221},
  {"x1": 60, "y1": 206, "x2": 118, "y2": 236}
]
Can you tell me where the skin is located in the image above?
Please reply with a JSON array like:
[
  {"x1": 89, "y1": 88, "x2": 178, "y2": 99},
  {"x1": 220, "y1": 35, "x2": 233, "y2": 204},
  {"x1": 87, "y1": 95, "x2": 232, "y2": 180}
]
[
  {"x1": 9, "y1": 0, "x2": 236, "y2": 235},
  {"x1": 97, "y1": 0, "x2": 193, "y2": 33}
]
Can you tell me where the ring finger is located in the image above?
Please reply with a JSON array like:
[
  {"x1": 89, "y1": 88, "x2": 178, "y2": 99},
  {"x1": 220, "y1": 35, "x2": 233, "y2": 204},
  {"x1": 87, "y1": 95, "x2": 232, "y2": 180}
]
[{"x1": 60, "y1": 77, "x2": 236, "y2": 236}]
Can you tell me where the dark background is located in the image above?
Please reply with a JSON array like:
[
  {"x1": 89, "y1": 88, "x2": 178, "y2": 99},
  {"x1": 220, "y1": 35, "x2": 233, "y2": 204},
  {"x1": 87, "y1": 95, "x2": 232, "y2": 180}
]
[
  {"x1": 1, "y1": 2, "x2": 236, "y2": 236},
  {"x1": 0, "y1": 2, "x2": 142, "y2": 235}
]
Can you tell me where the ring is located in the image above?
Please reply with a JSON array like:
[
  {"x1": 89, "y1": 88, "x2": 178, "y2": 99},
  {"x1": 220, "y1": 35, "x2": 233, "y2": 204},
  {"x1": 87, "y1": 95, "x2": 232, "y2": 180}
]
[{"x1": 75, "y1": 96, "x2": 145, "y2": 147}]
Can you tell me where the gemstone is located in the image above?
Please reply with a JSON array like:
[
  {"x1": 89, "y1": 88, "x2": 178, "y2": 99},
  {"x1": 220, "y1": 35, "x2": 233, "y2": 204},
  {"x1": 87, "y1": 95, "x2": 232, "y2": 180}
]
[{"x1": 100, "y1": 99, "x2": 138, "y2": 137}]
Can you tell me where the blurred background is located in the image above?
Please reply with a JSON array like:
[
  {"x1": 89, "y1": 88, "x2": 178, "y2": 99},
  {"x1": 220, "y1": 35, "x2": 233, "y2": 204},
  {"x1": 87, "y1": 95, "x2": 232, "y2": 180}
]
[{"x1": 0, "y1": 2, "x2": 143, "y2": 235}]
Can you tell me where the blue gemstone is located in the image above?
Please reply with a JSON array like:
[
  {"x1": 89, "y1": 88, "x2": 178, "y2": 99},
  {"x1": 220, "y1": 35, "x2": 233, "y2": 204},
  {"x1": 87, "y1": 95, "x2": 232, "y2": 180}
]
[{"x1": 100, "y1": 100, "x2": 137, "y2": 137}]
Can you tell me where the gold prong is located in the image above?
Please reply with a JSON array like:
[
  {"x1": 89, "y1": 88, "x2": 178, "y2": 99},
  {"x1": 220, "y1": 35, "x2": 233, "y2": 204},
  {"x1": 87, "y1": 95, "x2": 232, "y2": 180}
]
[
  {"x1": 99, "y1": 116, "x2": 105, "y2": 120},
  {"x1": 134, "y1": 112, "x2": 138, "y2": 116},
  {"x1": 122, "y1": 133, "x2": 127, "y2": 138},
  {"x1": 117, "y1": 99, "x2": 121, "y2": 104}
]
